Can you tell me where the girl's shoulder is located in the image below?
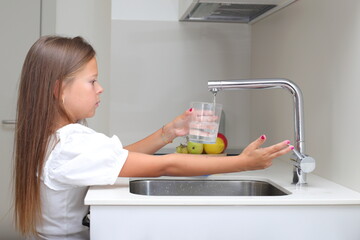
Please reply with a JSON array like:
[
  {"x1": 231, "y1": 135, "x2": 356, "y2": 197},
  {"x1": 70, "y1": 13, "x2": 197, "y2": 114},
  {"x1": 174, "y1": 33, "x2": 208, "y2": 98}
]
[
  {"x1": 55, "y1": 123, "x2": 99, "y2": 144},
  {"x1": 57, "y1": 123, "x2": 95, "y2": 135},
  {"x1": 51, "y1": 123, "x2": 120, "y2": 158}
]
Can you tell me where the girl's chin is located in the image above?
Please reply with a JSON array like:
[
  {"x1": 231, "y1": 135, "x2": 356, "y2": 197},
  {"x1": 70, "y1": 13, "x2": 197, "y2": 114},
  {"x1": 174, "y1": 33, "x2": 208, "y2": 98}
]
[
  {"x1": 88, "y1": 111, "x2": 96, "y2": 118},
  {"x1": 80, "y1": 113, "x2": 95, "y2": 120}
]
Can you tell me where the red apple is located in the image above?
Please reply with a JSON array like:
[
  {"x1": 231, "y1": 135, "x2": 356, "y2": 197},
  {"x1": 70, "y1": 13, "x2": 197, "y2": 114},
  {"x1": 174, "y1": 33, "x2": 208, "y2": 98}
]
[{"x1": 217, "y1": 133, "x2": 228, "y2": 150}]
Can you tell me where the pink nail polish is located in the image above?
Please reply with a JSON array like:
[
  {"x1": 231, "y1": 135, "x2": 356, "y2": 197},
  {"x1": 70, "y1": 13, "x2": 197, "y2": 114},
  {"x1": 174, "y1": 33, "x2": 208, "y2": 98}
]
[
  {"x1": 290, "y1": 146, "x2": 294, "y2": 150},
  {"x1": 260, "y1": 135, "x2": 266, "y2": 140},
  {"x1": 189, "y1": 108, "x2": 193, "y2": 112},
  {"x1": 284, "y1": 140, "x2": 290, "y2": 145}
]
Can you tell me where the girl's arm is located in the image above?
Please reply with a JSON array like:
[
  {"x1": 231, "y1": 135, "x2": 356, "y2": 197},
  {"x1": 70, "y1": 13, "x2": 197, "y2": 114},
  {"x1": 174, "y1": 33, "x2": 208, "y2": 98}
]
[
  {"x1": 119, "y1": 135, "x2": 293, "y2": 177},
  {"x1": 124, "y1": 109, "x2": 192, "y2": 154}
]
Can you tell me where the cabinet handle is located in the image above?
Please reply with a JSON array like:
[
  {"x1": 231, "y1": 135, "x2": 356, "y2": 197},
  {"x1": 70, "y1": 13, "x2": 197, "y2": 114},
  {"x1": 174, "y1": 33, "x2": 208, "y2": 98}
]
[{"x1": 1, "y1": 120, "x2": 16, "y2": 125}]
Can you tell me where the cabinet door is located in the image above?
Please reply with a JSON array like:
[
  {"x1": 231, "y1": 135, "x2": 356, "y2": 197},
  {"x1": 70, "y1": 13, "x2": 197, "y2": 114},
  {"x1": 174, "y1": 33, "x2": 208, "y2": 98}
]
[{"x1": 0, "y1": 0, "x2": 41, "y2": 238}]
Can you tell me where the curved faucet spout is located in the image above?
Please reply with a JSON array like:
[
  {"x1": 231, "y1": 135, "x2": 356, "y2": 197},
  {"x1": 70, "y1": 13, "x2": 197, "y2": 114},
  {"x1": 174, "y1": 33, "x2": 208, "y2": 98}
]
[{"x1": 208, "y1": 79, "x2": 313, "y2": 184}]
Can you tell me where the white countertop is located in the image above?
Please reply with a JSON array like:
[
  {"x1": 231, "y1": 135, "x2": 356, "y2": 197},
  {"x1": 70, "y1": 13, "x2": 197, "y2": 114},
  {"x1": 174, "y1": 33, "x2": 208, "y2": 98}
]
[{"x1": 85, "y1": 159, "x2": 360, "y2": 206}]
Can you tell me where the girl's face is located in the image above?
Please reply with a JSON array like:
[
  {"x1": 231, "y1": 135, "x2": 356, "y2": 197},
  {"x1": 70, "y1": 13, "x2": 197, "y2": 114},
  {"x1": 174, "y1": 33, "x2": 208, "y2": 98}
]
[{"x1": 61, "y1": 57, "x2": 103, "y2": 122}]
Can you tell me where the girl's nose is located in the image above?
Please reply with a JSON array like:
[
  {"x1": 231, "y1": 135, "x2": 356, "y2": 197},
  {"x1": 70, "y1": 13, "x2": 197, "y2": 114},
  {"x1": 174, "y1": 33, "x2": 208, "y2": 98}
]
[{"x1": 96, "y1": 82, "x2": 104, "y2": 94}]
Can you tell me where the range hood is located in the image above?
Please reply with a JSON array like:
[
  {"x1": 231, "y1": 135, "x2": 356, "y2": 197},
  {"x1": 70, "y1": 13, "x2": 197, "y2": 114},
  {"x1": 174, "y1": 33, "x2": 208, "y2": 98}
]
[{"x1": 179, "y1": 0, "x2": 297, "y2": 24}]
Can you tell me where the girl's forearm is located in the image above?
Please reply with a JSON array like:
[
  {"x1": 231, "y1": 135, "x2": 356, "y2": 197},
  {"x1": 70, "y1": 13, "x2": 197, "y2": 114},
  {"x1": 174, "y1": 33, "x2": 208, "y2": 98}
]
[
  {"x1": 119, "y1": 136, "x2": 293, "y2": 178},
  {"x1": 123, "y1": 109, "x2": 192, "y2": 154},
  {"x1": 118, "y1": 151, "x2": 240, "y2": 177},
  {"x1": 162, "y1": 153, "x2": 242, "y2": 176},
  {"x1": 124, "y1": 123, "x2": 176, "y2": 154}
]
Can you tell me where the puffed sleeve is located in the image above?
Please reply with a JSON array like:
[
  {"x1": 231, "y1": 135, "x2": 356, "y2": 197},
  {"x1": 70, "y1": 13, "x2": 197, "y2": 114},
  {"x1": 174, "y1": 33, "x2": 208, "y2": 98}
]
[{"x1": 43, "y1": 124, "x2": 128, "y2": 191}]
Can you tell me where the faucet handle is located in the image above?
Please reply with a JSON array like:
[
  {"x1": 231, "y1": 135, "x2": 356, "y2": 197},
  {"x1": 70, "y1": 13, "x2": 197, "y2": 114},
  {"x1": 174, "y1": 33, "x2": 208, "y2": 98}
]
[
  {"x1": 299, "y1": 156, "x2": 316, "y2": 173},
  {"x1": 291, "y1": 148, "x2": 316, "y2": 173}
]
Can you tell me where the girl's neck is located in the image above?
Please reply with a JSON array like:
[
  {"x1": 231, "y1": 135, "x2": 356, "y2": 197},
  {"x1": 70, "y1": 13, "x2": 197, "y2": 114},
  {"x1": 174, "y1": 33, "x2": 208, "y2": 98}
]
[
  {"x1": 53, "y1": 121, "x2": 68, "y2": 132},
  {"x1": 52, "y1": 116, "x2": 74, "y2": 132}
]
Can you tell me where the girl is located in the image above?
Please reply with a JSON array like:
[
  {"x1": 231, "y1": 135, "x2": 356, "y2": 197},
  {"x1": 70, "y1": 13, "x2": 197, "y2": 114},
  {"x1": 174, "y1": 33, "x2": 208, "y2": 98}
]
[{"x1": 14, "y1": 36, "x2": 293, "y2": 239}]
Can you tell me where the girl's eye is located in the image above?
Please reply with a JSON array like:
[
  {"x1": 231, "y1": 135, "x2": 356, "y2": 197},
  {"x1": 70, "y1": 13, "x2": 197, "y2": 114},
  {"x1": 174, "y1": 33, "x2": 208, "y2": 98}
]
[{"x1": 91, "y1": 80, "x2": 97, "y2": 85}]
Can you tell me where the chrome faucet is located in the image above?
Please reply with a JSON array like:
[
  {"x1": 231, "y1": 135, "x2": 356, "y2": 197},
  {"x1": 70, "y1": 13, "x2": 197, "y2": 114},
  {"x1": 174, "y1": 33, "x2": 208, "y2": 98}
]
[{"x1": 208, "y1": 79, "x2": 315, "y2": 184}]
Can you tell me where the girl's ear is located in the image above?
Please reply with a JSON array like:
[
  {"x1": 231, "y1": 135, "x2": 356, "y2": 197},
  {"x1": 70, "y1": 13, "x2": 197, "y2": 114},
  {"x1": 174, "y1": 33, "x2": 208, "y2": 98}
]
[
  {"x1": 54, "y1": 80, "x2": 67, "y2": 105},
  {"x1": 53, "y1": 80, "x2": 61, "y2": 100}
]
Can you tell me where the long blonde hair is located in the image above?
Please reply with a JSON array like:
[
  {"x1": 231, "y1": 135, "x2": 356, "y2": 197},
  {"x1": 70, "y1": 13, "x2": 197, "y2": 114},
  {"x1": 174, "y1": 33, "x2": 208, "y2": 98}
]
[{"x1": 14, "y1": 36, "x2": 95, "y2": 236}]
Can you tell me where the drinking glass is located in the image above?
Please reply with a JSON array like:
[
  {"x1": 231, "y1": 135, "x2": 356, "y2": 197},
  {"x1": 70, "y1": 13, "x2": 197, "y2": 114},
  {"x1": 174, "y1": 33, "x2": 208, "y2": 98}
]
[{"x1": 188, "y1": 102, "x2": 222, "y2": 144}]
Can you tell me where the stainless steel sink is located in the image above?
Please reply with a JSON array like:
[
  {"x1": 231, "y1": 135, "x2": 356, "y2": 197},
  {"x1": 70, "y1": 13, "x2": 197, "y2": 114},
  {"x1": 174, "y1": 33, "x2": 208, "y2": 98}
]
[{"x1": 129, "y1": 179, "x2": 289, "y2": 196}]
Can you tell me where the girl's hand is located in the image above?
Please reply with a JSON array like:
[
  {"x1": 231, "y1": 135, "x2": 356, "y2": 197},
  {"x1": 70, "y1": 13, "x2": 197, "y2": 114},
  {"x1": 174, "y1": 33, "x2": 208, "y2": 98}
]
[
  {"x1": 238, "y1": 135, "x2": 293, "y2": 171},
  {"x1": 170, "y1": 108, "x2": 193, "y2": 137}
]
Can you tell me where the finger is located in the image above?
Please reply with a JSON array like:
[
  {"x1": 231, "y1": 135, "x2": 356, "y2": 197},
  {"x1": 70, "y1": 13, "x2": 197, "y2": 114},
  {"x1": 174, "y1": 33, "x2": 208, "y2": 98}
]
[
  {"x1": 185, "y1": 108, "x2": 193, "y2": 116},
  {"x1": 192, "y1": 109, "x2": 217, "y2": 117},
  {"x1": 181, "y1": 108, "x2": 193, "y2": 121},
  {"x1": 247, "y1": 135, "x2": 267, "y2": 150},
  {"x1": 189, "y1": 122, "x2": 218, "y2": 130},
  {"x1": 264, "y1": 140, "x2": 291, "y2": 154},
  {"x1": 188, "y1": 129, "x2": 212, "y2": 137},
  {"x1": 269, "y1": 144, "x2": 293, "y2": 158},
  {"x1": 201, "y1": 109, "x2": 216, "y2": 116},
  {"x1": 193, "y1": 115, "x2": 218, "y2": 122}
]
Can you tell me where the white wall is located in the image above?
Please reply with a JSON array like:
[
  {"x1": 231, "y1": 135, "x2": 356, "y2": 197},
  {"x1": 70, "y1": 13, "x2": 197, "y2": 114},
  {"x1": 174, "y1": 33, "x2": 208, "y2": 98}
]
[
  {"x1": 53, "y1": 0, "x2": 360, "y2": 192},
  {"x1": 111, "y1": 0, "x2": 179, "y2": 21},
  {"x1": 110, "y1": 1, "x2": 252, "y2": 151},
  {"x1": 55, "y1": 0, "x2": 111, "y2": 134},
  {"x1": 54, "y1": 0, "x2": 252, "y2": 151},
  {"x1": 251, "y1": 0, "x2": 360, "y2": 191}
]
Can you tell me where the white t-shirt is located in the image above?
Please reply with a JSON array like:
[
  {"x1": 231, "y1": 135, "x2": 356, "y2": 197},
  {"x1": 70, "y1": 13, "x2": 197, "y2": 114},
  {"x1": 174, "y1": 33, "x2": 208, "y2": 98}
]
[{"x1": 36, "y1": 124, "x2": 128, "y2": 239}]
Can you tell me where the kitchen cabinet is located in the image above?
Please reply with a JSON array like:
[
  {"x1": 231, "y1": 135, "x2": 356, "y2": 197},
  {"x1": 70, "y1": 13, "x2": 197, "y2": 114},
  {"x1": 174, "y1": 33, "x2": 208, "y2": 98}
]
[{"x1": 85, "y1": 160, "x2": 360, "y2": 240}]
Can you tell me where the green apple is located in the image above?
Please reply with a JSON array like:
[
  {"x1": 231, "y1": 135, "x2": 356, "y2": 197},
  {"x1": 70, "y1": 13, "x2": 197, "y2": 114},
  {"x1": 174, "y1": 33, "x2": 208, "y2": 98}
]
[
  {"x1": 187, "y1": 141, "x2": 204, "y2": 154},
  {"x1": 181, "y1": 146, "x2": 188, "y2": 154},
  {"x1": 176, "y1": 144, "x2": 188, "y2": 154}
]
